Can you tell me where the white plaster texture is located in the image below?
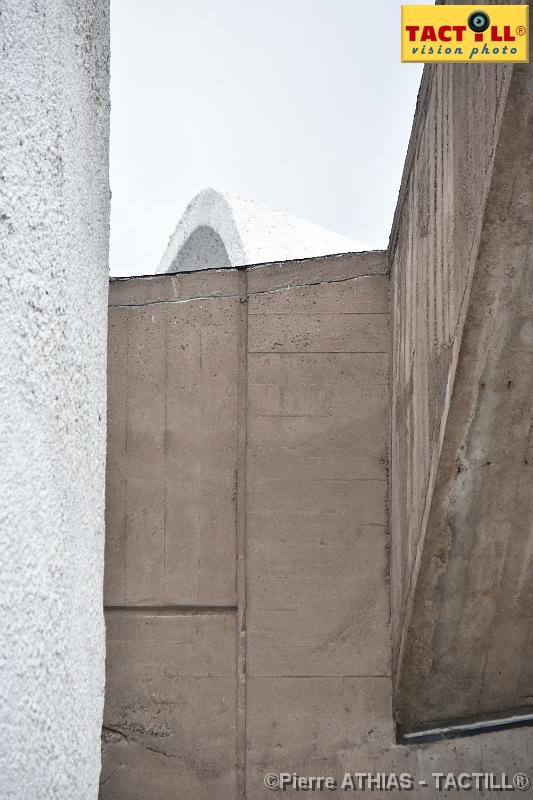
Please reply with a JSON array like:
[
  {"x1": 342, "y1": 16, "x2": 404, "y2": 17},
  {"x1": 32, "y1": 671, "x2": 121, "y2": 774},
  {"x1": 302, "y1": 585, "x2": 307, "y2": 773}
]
[
  {"x1": 158, "y1": 187, "x2": 366, "y2": 272},
  {"x1": 0, "y1": 2, "x2": 110, "y2": 798}
]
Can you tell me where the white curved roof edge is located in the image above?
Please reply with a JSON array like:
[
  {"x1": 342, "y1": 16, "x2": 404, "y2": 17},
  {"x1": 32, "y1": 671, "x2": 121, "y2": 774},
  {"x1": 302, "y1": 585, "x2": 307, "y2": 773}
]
[{"x1": 157, "y1": 187, "x2": 367, "y2": 273}]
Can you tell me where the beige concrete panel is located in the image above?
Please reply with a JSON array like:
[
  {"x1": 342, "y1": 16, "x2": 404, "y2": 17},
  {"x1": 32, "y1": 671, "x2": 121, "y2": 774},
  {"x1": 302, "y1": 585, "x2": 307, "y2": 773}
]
[
  {"x1": 246, "y1": 675, "x2": 349, "y2": 789},
  {"x1": 246, "y1": 675, "x2": 533, "y2": 798},
  {"x1": 248, "y1": 352, "x2": 388, "y2": 389},
  {"x1": 248, "y1": 368, "x2": 388, "y2": 418},
  {"x1": 104, "y1": 611, "x2": 236, "y2": 678},
  {"x1": 247, "y1": 605, "x2": 390, "y2": 678},
  {"x1": 247, "y1": 519, "x2": 387, "y2": 580},
  {"x1": 104, "y1": 308, "x2": 128, "y2": 604},
  {"x1": 247, "y1": 519, "x2": 390, "y2": 677},
  {"x1": 246, "y1": 277, "x2": 389, "y2": 675},
  {"x1": 248, "y1": 275, "x2": 388, "y2": 316},
  {"x1": 247, "y1": 444, "x2": 386, "y2": 482},
  {"x1": 164, "y1": 297, "x2": 239, "y2": 605},
  {"x1": 109, "y1": 269, "x2": 239, "y2": 307},
  {"x1": 247, "y1": 478, "x2": 386, "y2": 522},
  {"x1": 248, "y1": 312, "x2": 389, "y2": 353},
  {"x1": 247, "y1": 383, "x2": 388, "y2": 482},
  {"x1": 101, "y1": 612, "x2": 237, "y2": 800},
  {"x1": 247, "y1": 349, "x2": 388, "y2": 483},
  {"x1": 124, "y1": 305, "x2": 166, "y2": 602},
  {"x1": 246, "y1": 676, "x2": 393, "y2": 799},
  {"x1": 246, "y1": 251, "x2": 388, "y2": 295},
  {"x1": 247, "y1": 415, "x2": 386, "y2": 462}
]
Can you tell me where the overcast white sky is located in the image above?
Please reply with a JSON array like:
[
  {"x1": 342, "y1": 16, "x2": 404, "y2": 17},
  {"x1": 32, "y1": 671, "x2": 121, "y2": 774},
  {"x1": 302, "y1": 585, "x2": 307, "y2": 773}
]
[{"x1": 110, "y1": 1, "x2": 431, "y2": 277}]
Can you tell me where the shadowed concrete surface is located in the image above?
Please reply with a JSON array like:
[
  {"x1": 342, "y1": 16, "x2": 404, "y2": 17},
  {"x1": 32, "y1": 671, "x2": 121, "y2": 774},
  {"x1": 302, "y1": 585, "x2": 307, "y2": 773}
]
[
  {"x1": 390, "y1": 57, "x2": 514, "y2": 665},
  {"x1": 102, "y1": 252, "x2": 533, "y2": 798},
  {"x1": 391, "y1": 49, "x2": 533, "y2": 729}
]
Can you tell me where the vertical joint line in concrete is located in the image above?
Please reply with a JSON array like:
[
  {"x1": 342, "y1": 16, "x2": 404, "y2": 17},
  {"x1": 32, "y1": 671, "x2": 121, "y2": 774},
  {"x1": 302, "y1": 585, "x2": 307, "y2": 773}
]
[
  {"x1": 163, "y1": 304, "x2": 168, "y2": 597},
  {"x1": 123, "y1": 310, "x2": 129, "y2": 603},
  {"x1": 236, "y1": 268, "x2": 248, "y2": 800}
]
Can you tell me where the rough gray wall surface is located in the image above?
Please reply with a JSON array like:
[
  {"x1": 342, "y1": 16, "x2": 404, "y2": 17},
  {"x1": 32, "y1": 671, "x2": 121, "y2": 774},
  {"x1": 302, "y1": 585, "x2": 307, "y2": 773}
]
[
  {"x1": 389, "y1": 59, "x2": 513, "y2": 663},
  {"x1": 0, "y1": 2, "x2": 110, "y2": 798},
  {"x1": 392, "y1": 55, "x2": 533, "y2": 729}
]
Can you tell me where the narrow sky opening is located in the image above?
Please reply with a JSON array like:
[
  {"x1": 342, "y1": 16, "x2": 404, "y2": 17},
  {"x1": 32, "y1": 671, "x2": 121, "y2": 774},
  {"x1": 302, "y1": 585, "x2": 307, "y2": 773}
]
[{"x1": 110, "y1": 1, "x2": 430, "y2": 277}]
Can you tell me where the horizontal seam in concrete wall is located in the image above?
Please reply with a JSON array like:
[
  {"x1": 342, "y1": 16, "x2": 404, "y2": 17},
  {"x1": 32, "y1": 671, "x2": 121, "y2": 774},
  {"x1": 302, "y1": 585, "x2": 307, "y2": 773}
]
[
  {"x1": 104, "y1": 605, "x2": 237, "y2": 615},
  {"x1": 246, "y1": 674, "x2": 392, "y2": 679},
  {"x1": 248, "y1": 351, "x2": 389, "y2": 355},
  {"x1": 249, "y1": 312, "x2": 388, "y2": 317}
]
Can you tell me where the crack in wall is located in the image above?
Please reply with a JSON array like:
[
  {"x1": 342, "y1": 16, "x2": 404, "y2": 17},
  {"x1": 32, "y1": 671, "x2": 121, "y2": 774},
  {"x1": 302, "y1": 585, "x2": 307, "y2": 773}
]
[{"x1": 108, "y1": 273, "x2": 384, "y2": 309}]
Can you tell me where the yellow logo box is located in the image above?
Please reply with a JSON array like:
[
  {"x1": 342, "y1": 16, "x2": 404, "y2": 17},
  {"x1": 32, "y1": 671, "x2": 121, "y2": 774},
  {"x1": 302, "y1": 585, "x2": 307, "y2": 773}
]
[{"x1": 401, "y1": 5, "x2": 529, "y2": 63}]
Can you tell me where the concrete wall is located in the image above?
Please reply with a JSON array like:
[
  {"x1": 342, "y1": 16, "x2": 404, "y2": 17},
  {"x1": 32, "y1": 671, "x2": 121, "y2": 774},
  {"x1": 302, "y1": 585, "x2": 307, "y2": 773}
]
[
  {"x1": 244, "y1": 254, "x2": 390, "y2": 797},
  {"x1": 103, "y1": 268, "x2": 240, "y2": 798},
  {"x1": 104, "y1": 254, "x2": 533, "y2": 797},
  {"x1": 389, "y1": 60, "x2": 513, "y2": 664},
  {"x1": 0, "y1": 2, "x2": 110, "y2": 798},
  {"x1": 390, "y1": 51, "x2": 533, "y2": 730},
  {"x1": 102, "y1": 252, "x2": 391, "y2": 797}
]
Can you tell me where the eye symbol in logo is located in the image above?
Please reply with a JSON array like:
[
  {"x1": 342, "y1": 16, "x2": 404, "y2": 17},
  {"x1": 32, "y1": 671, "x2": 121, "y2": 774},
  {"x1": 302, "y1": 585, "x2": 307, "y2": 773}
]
[{"x1": 468, "y1": 10, "x2": 490, "y2": 33}]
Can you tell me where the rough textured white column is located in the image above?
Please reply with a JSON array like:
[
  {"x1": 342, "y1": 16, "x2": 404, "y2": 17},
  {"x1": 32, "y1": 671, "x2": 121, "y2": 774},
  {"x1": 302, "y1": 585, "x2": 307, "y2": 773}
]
[{"x1": 0, "y1": 2, "x2": 110, "y2": 798}]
